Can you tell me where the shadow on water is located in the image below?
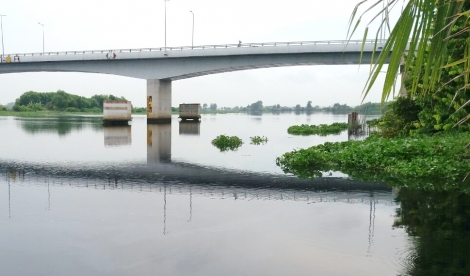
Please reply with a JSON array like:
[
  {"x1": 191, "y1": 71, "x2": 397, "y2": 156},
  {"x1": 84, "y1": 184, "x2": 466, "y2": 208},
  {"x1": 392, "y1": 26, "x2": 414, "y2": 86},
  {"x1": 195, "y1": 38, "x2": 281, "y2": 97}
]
[
  {"x1": 393, "y1": 188, "x2": 470, "y2": 276},
  {"x1": 17, "y1": 116, "x2": 103, "y2": 136},
  {"x1": 0, "y1": 160, "x2": 391, "y2": 193}
]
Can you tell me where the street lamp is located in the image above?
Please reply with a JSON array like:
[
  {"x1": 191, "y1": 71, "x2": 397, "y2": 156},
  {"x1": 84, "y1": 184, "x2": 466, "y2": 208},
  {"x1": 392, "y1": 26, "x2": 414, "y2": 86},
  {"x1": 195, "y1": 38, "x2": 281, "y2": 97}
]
[
  {"x1": 164, "y1": 0, "x2": 170, "y2": 49},
  {"x1": 38, "y1": 22, "x2": 44, "y2": 54},
  {"x1": 190, "y1": 10, "x2": 194, "y2": 48},
  {"x1": 0, "y1": 15, "x2": 6, "y2": 57}
]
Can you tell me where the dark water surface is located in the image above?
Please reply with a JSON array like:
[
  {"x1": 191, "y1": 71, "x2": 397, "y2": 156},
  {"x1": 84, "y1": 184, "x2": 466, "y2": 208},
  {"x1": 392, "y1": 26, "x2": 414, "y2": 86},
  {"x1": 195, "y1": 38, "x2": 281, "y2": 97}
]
[{"x1": 0, "y1": 114, "x2": 461, "y2": 276}]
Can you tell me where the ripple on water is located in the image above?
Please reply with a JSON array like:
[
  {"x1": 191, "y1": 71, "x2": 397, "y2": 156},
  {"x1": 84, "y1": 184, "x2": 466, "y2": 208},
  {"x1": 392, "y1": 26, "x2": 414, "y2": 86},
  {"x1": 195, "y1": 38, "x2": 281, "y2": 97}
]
[{"x1": 393, "y1": 238, "x2": 417, "y2": 275}]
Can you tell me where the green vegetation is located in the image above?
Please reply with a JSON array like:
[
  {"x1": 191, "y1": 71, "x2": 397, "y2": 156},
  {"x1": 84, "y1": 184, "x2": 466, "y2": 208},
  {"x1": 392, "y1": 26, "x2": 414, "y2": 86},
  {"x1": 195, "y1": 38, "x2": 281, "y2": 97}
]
[
  {"x1": 275, "y1": 1, "x2": 470, "y2": 190},
  {"x1": 4, "y1": 91, "x2": 387, "y2": 116},
  {"x1": 211, "y1": 135, "x2": 243, "y2": 152},
  {"x1": 12, "y1": 90, "x2": 128, "y2": 112},
  {"x1": 203, "y1": 101, "x2": 386, "y2": 115},
  {"x1": 250, "y1": 136, "x2": 268, "y2": 145},
  {"x1": 349, "y1": 1, "x2": 469, "y2": 104},
  {"x1": 276, "y1": 132, "x2": 470, "y2": 189},
  {"x1": 287, "y1": 122, "x2": 348, "y2": 136},
  {"x1": 0, "y1": 90, "x2": 151, "y2": 116}
]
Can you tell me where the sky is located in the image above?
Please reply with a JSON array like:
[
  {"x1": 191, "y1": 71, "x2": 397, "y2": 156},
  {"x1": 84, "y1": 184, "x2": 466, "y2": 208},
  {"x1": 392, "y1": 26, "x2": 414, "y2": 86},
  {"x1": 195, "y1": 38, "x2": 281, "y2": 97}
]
[{"x1": 0, "y1": 0, "x2": 400, "y2": 108}]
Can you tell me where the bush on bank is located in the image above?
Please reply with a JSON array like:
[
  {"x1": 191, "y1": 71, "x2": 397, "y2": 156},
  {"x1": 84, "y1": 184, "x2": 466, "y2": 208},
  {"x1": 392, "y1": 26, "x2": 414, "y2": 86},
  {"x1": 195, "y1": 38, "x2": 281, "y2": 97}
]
[{"x1": 276, "y1": 132, "x2": 470, "y2": 190}]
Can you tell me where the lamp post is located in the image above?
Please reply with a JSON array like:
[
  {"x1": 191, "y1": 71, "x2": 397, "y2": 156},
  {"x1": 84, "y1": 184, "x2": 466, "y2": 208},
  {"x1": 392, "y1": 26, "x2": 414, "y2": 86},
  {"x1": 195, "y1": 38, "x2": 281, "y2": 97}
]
[
  {"x1": 164, "y1": 0, "x2": 170, "y2": 49},
  {"x1": 38, "y1": 22, "x2": 44, "y2": 54},
  {"x1": 0, "y1": 15, "x2": 6, "y2": 57},
  {"x1": 190, "y1": 10, "x2": 194, "y2": 48}
]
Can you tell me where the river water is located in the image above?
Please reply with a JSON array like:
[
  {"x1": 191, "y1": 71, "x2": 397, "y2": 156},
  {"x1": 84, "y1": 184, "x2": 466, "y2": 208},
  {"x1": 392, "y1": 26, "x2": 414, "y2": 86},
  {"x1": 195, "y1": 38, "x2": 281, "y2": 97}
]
[{"x1": 0, "y1": 113, "x2": 463, "y2": 276}]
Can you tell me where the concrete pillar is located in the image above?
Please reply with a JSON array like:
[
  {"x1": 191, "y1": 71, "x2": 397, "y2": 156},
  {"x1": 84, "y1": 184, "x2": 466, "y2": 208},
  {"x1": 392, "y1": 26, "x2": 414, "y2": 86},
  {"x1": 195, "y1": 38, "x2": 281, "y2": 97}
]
[
  {"x1": 147, "y1": 79, "x2": 172, "y2": 123},
  {"x1": 147, "y1": 124, "x2": 172, "y2": 164}
]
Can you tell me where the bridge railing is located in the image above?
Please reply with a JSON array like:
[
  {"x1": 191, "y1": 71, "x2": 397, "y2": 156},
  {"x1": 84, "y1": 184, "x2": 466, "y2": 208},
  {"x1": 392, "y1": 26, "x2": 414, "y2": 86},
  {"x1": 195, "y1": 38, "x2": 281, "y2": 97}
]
[{"x1": 2, "y1": 39, "x2": 385, "y2": 58}]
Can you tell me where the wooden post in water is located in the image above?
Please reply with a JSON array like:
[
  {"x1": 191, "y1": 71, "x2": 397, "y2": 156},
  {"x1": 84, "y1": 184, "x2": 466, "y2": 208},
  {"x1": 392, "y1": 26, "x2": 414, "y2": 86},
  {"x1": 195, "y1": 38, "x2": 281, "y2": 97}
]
[{"x1": 348, "y1": 112, "x2": 359, "y2": 135}]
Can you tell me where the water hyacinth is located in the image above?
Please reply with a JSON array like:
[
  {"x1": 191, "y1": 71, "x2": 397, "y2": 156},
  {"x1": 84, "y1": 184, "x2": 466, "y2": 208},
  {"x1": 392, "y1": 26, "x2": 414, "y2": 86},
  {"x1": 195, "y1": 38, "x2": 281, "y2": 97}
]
[
  {"x1": 250, "y1": 136, "x2": 268, "y2": 145},
  {"x1": 276, "y1": 132, "x2": 470, "y2": 190},
  {"x1": 211, "y1": 135, "x2": 243, "y2": 152},
  {"x1": 287, "y1": 122, "x2": 348, "y2": 136}
]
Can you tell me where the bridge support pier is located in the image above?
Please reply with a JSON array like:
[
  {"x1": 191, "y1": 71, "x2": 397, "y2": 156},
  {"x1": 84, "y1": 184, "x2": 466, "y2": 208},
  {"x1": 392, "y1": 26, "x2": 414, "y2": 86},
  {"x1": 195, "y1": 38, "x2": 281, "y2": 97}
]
[{"x1": 147, "y1": 79, "x2": 172, "y2": 123}]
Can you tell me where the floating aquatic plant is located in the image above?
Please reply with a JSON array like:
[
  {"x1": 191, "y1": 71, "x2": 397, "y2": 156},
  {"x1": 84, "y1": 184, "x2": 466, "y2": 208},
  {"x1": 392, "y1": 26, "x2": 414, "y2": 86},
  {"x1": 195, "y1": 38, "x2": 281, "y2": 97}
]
[
  {"x1": 287, "y1": 122, "x2": 348, "y2": 136},
  {"x1": 250, "y1": 136, "x2": 268, "y2": 145},
  {"x1": 211, "y1": 135, "x2": 243, "y2": 152}
]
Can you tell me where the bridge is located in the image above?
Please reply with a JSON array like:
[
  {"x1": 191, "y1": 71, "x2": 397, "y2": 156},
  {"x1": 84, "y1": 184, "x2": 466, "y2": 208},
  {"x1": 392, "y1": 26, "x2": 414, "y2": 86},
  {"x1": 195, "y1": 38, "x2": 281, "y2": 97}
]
[{"x1": 0, "y1": 40, "x2": 386, "y2": 122}]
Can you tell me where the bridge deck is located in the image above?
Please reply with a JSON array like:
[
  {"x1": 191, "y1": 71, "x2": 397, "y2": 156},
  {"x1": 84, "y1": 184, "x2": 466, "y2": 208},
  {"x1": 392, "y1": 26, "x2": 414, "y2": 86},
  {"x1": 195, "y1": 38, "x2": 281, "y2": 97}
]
[{"x1": 0, "y1": 40, "x2": 384, "y2": 64}]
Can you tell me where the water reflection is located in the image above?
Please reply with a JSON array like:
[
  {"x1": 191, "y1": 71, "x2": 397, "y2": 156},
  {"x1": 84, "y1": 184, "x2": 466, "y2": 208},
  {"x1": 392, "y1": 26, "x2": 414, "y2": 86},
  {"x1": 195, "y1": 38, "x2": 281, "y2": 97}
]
[
  {"x1": 147, "y1": 124, "x2": 171, "y2": 163},
  {"x1": 394, "y1": 188, "x2": 470, "y2": 275},
  {"x1": 103, "y1": 126, "x2": 132, "y2": 146},
  {"x1": 1, "y1": 165, "x2": 394, "y2": 216},
  {"x1": 18, "y1": 116, "x2": 103, "y2": 136},
  {"x1": 179, "y1": 121, "x2": 200, "y2": 136},
  {"x1": 0, "y1": 160, "x2": 405, "y2": 275}
]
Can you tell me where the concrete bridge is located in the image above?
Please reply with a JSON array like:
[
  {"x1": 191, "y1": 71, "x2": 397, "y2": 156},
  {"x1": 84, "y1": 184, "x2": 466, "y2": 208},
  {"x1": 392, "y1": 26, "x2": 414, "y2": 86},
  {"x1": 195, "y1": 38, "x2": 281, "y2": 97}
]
[{"x1": 0, "y1": 40, "x2": 387, "y2": 122}]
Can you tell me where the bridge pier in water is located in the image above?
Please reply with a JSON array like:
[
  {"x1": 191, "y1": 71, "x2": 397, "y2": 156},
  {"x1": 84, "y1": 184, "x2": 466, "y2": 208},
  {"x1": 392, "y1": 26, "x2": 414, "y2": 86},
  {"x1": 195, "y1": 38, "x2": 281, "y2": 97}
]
[{"x1": 147, "y1": 79, "x2": 172, "y2": 123}]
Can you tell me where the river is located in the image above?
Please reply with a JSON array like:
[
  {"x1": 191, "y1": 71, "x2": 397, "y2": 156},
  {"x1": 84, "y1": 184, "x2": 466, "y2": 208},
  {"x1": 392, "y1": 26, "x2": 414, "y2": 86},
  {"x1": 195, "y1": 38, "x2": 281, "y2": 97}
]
[{"x1": 0, "y1": 113, "x2": 464, "y2": 276}]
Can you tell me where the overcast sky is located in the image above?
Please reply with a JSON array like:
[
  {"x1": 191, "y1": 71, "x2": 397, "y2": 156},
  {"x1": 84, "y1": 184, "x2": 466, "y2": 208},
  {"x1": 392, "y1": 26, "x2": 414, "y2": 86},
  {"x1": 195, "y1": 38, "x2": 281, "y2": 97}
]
[{"x1": 0, "y1": 0, "x2": 400, "y2": 108}]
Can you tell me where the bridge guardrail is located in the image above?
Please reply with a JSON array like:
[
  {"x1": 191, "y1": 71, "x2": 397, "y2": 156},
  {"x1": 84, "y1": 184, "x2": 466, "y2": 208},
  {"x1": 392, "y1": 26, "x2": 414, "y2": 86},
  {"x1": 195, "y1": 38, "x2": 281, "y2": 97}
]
[{"x1": 1, "y1": 39, "x2": 386, "y2": 58}]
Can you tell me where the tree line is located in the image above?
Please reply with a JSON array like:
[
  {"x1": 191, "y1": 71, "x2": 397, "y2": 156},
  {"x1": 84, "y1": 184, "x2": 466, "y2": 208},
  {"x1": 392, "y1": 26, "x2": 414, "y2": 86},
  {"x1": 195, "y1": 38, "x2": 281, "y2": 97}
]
[
  {"x1": 2, "y1": 90, "x2": 387, "y2": 115},
  {"x1": 202, "y1": 100, "x2": 388, "y2": 115},
  {"x1": 10, "y1": 90, "x2": 128, "y2": 112}
]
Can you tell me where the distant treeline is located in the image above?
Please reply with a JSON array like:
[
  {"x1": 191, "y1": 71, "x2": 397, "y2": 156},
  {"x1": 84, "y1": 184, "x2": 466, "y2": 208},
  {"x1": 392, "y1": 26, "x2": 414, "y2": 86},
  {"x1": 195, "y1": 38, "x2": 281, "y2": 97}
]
[
  {"x1": 10, "y1": 90, "x2": 129, "y2": 112},
  {"x1": 1, "y1": 91, "x2": 389, "y2": 115},
  {"x1": 201, "y1": 101, "x2": 389, "y2": 115}
]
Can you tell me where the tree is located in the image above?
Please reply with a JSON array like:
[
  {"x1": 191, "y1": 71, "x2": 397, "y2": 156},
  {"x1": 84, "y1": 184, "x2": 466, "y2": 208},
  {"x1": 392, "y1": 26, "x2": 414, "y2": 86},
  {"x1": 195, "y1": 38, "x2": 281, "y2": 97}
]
[
  {"x1": 51, "y1": 93, "x2": 67, "y2": 110},
  {"x1": 349, "y1": 0, "x2": 469, "y2": 104},
  {"x1": 248, "y1": 100, "x2": 263, "y2": 114},
  {"x1": 203, "y1": 103, "x2": 208, "y2": 110},
  {"x1": 306, "y1": 101, "x2": 313, "y2": 110},
  {"x1": 210, "y1": 103, "x2": 217, "y2": 111}
]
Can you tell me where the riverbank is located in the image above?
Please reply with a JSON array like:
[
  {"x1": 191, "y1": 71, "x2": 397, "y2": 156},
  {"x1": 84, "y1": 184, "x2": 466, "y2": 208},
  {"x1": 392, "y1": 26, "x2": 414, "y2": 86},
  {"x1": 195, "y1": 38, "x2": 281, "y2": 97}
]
[{"x1": 0, "y1": 111, "x2": 145, "y2": 117}]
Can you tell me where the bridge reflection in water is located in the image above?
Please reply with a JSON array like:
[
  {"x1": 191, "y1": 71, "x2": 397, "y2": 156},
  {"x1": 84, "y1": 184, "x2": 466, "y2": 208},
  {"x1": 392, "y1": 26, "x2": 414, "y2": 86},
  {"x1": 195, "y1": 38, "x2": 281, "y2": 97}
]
[
  {"x1": 104, "y1": 126, "x2": 132, "y2": 146},
  {"x1": 1, "y1": 161, "x2": 393, "y2": 239},
  {"x1": 179, "y1": 121, "x2": 201, "y2": 136}
]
